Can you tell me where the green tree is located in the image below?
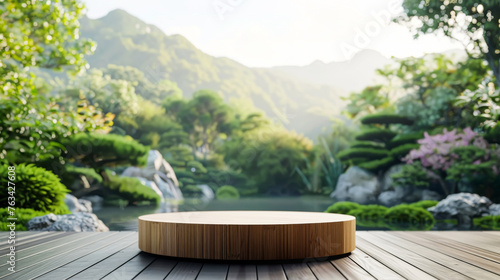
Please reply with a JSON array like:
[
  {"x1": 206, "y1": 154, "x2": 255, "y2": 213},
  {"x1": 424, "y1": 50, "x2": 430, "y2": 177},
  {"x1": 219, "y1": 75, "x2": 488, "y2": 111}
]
[
  {"x1": 163, "y1": 90, "x2": 233, "y2": 160},
  {"x1": 396, "y1": 1, "x2": 500, "y2": 86},
  {"x1": 222, "y1": 129, "x2": 314, "y2": 194},
  {"x1": 1, "y1": 0, "x2": 94, "y2": 95}
]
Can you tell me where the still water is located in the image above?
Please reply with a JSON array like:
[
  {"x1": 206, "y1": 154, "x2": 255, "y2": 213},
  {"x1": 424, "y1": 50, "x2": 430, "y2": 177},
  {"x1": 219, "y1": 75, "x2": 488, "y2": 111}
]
[{"x1": 94, "y1": 196, "x2": 334, "y2": 231}]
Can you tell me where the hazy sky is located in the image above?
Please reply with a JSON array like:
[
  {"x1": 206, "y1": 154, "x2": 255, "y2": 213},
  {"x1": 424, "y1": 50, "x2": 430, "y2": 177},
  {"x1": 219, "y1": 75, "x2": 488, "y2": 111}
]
[{"x1": 83, "y1": 0, "x2": 463, "y2": 67}]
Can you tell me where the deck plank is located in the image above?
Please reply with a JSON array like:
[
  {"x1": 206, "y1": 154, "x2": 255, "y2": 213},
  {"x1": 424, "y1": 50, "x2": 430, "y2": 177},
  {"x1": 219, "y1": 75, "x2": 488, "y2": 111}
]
[
  {"x1": 355, "y1": 234, "x2": 436, "y2": 279},
  {"x1": 359, "y1": 232, "x2": 470, "y2": 280},
  {"x1": 6, "y1": 232, "x2": 122, "y2": 279},
  {"x1": 0, "y1": 232, "x2": 75, "y2": 261},
  {"x1": 227, "y1": 264, "x2": 257, "y2": 280},
  {"x1": 101, "y1": 252, "x2": 156, "y2": 280},
  {"x1": 411, "y1": 232, "x2": 500, "y2": 263},
  {"x1": 331, "y1": 256, "x2": 375, "y2": 280},
  {"x1": 0, "y1": 232, "x2": 99, "y2": 277},
  {"x1": 36, "y1": 232, "x2": 137, "y2": 280},
  {"x1": 69, "y1": 233, "x2": 141, "y2": 280},
  {"x1": 426, "y1": 231, "x2": 500, "y2": 252},
  {"x1": 196, "y1": 263, "x2": 229, "y2": 280},
  {"x1": 392, "y1": 232, "x2": 500, "y2": 274},
  {"x1": 0, "y1": 231, "x2": 498, "y2": 279},
  {"x1": 134, "y1": 258, "x2": 177, "y2": 279},
  {"x1": 0, "y1": 232, "x2": 66, "y2": 255},
  {"x1": 164, "y1": 261, "x2": 203, "y2": 280},
  {"x1": 283, "y1": 263, "x2": 317, "y2": 280},
  {"x1": 307, "y1": 261, "x2": 346, "y2": 279},
  {"x1": 257, "y1": 264, "x2": 286, "y2": 280},
  {"x1": 348, "y1": 248, "x2": 404, "y2": 280},
  {"x1": 0, "y1": 231, "x2": 49, "y2": 247}
]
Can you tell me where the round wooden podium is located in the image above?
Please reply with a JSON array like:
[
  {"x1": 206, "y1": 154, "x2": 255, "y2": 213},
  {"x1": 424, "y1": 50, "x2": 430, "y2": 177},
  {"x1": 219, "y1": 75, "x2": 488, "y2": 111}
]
[{"x1": 138, "y1": 211, "x2": 355, "y2": 260}]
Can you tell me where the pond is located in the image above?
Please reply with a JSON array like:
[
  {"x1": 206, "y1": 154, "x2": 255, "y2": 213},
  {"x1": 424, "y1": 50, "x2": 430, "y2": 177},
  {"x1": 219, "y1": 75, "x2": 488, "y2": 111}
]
[
  {"x1": 94, "y1": 196, "x2": 333, "y2": 231},
  {"x1": 93, "y1": 196, "x2": 490, "y2": 231}
]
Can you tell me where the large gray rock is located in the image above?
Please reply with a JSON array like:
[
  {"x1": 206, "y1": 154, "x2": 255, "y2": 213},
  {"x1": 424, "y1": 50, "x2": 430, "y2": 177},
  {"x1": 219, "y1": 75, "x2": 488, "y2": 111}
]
[
  {"x1": 121, "y1": 150, "x2": 183, "y2": 201},
  {"x1": 27, "y1": 213, "x2": 109, "y2": 232},
  {"x1": 428, "y1": 193, "x2": 492, "y2": 227},
  {"x1": 488, "y1": 204, "x2": 500, "y2": 216},
  {"x1": 64, "y1": 194, "x2": 92, "y2": 213},
  {"x1": 378, "y1": 186, "x2": 410, "y2": 207},
  {"x1": 330, "y1": 166, "x2": 380, "y2": 204},
  {"x1": 380, "y1": 164, "x2": 404, "y2": 192}
]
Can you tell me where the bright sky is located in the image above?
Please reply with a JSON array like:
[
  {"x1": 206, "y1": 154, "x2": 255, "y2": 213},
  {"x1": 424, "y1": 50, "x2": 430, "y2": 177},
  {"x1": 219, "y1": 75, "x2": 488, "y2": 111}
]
[{"x1": 83, "y1": 0, "x2": 464, "y2": 67}]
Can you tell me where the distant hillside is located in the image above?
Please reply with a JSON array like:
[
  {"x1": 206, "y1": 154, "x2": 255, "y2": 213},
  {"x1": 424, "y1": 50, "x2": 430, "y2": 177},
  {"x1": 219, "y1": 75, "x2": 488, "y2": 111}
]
[
  {"x1": 79, "y1": 9, "x2": 345, "y2": 138},
  {"x1": 270, "y1": 49, "x2": 394, "y2": 93}
]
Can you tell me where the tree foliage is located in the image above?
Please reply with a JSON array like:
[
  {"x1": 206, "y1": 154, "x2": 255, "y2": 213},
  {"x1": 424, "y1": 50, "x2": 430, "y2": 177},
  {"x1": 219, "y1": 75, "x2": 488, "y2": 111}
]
[{"x1": 396, "y1": 0, "x2": 500, "y2": 86}]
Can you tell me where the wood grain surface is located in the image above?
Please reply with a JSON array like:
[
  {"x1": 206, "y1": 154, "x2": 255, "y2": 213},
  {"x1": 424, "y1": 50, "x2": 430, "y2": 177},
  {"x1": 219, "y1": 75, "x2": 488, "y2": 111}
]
[{"x1": 138, "y1": 211, "x2": 356, "y2": 260}]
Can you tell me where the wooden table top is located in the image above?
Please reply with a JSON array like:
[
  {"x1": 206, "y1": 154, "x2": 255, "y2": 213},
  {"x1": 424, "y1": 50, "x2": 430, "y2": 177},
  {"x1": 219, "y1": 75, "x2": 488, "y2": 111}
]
[{"x1": 138, "y1": 211, "x2": 355, "y2": 225}]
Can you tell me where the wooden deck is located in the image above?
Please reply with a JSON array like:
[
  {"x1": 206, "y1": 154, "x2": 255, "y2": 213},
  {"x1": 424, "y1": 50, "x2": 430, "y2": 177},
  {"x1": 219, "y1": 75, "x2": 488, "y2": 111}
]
[{"x1": 1, "y1": 231, "x2": 499, "y2": 279}]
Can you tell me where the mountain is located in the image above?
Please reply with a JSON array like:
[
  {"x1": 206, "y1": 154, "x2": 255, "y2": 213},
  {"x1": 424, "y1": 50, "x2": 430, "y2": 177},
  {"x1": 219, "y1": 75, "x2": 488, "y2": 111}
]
[
  {"x1": 270, "y1": 49, "x2": 394, "y2": 94},
  {"x1": 79, "y1": 9, "x2": 345, "y2": 138}
]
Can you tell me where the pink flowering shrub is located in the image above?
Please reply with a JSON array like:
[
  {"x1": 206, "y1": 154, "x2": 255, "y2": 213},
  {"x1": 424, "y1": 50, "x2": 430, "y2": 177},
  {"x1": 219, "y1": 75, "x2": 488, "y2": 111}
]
[{"x1": 403, "y1": 127, "x2": 491, "y2": 171}]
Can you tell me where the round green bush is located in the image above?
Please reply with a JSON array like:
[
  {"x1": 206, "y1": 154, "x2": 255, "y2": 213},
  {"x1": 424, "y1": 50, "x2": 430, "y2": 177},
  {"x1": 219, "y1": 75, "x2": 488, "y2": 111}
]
[
  {"x1": 0, "y1": 208, "x2": 48, "y2": 231},
  {"x1": 325, "y1": 201, "x2": 361, "y2": 214},
  {"x1": 409, "y1": 200, "x2": 439, "y2": 210},
  {"x1": 383, "y1": 205, "x2": 435, "y2": 230},
  {"x1": 216, "y1": 185, "x2": 240, "y2": 200},
  {"x1": 347, "y1": 205, "x2": 388, "y2": 221},
  {"x1": 0, "y1": 164, "x2": 70, "y2": 214}
]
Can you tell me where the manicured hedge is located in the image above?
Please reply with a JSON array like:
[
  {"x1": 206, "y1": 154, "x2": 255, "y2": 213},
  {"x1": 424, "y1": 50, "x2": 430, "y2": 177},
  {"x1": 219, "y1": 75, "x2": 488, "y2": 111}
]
[
  {"x1": 383, "y1": 205, "x2": 435, "y2": 230},
  {"x1": 409, "y1": 200, "x2": 439, "y2": 209},
  {"x1": 474, "y1": 215, "x2": 500, "y2": 230}
]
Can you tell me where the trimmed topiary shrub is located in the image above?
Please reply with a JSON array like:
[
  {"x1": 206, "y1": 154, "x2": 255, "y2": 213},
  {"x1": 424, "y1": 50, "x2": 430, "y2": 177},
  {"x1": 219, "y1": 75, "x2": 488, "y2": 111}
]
[
  {"x1": 216, "y1": 185, "x2": 240, "y2": 200},
  {"x1": 474, "y1": 215, "x2": 500, "y2": 230},
  {"x1": 409, "y1": 200, "x2": 439, "y2": 210},
  {"x1": 0, "y1": 208, "x2": 48, "y2": 231},
  {"x1": 350, "y1": 141, "x2": 384, "y2": 149},
  {"x1": 104, "y1": 173, "x2": 161, "y2": 206},
  {"x1": 361, "y1": 113, "x2": 414, "y2": 126},
  {"x1": 0, "y1": 164, "x2": 70, "y2": 214},
  {"x1": 64, "y1": 133, "x2": 149, "y2": 168},
  {"x1": 358, "y1": 157, "x2": 397, "y2": 173},
  {"x1": 355, "y1": 128, "x2": 397, "y2": 143},
  {"x1": 337, "y1": 148, "x2": 389, "y2": 161},
  {"x1": 324, "y1": 201, "x2": 362, "y2": 214},
  {"x1": 384, "y1": 205, "x2": 435, "y2": 230},
  {"x1": 387, "y1": 132, "x2": 424, "y2": 149},
  {"x1": 390, "y1": 143, "x2": 420, "y2": 159}
]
